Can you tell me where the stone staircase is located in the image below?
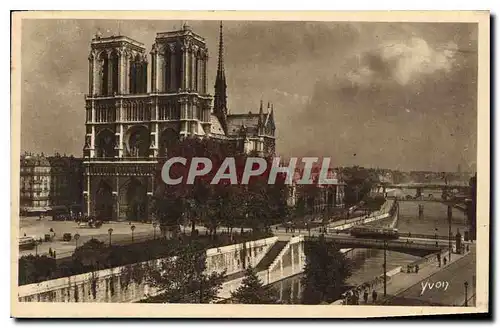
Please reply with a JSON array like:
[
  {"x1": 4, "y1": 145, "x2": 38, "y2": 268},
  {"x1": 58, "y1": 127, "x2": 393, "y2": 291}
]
[{"x1": 255, "y1": 240, "x2": 288, "y2": 271}]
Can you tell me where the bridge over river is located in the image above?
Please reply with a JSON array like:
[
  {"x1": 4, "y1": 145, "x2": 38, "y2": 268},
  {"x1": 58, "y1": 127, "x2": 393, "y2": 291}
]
[
  {"x1": 270, "y1": 200, "x2": 471, "y2": 304},
  {"x1": 305, "y1": 235, "x2": 444, "y2": 257}
]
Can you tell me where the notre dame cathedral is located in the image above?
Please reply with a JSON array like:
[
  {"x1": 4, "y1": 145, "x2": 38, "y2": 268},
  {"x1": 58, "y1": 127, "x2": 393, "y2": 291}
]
[{"x1": 83, "y1": 22, "x2": 276, "y2": 221}]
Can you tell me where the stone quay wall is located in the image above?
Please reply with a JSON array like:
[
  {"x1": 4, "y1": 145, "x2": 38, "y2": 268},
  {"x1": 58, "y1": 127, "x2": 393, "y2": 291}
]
[{"x1": 18, "y1": 236, "x2": 278, "y2": 303}]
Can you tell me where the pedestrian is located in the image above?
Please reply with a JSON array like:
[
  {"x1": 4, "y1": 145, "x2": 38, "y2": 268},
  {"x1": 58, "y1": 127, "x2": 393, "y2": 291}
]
[
  {"x1": 348, "y1": 291, "x2": 354, "y2": 305},
  {"x1": 23, "y1": 233, "x2": 26, "y2": 237},
  {"x1": 372, "y1": 289, "x2": 378, "y2": 303},
  {"x1": 363, "y1": 289, "x2": 369, "y2": 303},
  {"x1": 444, "y1": 256, "x2": 447, "y2": 265},
  {"x1": 352, "y1": 290, "x2": 358, "y2": 305},
  {"x1": 415, "y1": 264, "x2": 419, "y2": 274},
  {"x1": 48, "y1": 247, "x2": 53, "y2": 257}
]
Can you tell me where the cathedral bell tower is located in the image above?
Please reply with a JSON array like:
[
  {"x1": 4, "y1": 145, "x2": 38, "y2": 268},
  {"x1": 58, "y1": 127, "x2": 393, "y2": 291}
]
[
  {"x1": 149, "y1": 22, "x2": 212, "y2": 140},
  {"x1": 84, "y1": 34, "x2": 154, "y2": 222}
]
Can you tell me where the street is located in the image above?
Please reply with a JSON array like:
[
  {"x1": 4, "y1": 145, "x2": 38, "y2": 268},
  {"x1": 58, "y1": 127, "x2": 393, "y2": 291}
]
[
  {"x1": 18, "y1": 217, "x2": 253, "y2": 258},
  {"x1": 384, "y1": 248, "x2": 476, "y2": 306}
]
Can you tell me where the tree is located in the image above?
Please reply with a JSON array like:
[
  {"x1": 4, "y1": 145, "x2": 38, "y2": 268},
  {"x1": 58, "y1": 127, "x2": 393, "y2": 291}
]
[
  {"x1": 342, "y1": 166, "x2": 378, "y2": 207},
  {"x1": 231, "y1": 266, "x2": 278, "y2": 304},
  {"x1": 142, "y1": 241, "x2": 226, "y2": 303},
  {"x1": 153, "y1": 136, "x2": 289, "y2": 237},
  {"x1": 296, "y1": 183, "x2": 322, "y2": 214},
  {"x1": 18, "y1": 255, "x2": 57, "y2": 285},
  {"x1": 72, "y1": 238, "x2": 107, "y2": 268},
  {"x1": 301, "y1": 235, "x2": 352, "y2": 304}
]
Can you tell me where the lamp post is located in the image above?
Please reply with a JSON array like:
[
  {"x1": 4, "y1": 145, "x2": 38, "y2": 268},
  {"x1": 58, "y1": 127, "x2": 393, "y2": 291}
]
[
  {"x1": 131, "y1": 225, "x2": 136, "y2": 242},
  {"x1": 448, "y1": 205, "x2": 452, "y2": 261},
  {"x1": 74, "y1": 233, "x2": 80, "y2": 249},
  {"x1": 34, "y1": 240, "x2": 40, "y2": 256},
  {"x1": 153, "y1": 222, "x2": 158, "y2": 240},
  {"x1": 464, "y1": 281, "x2": 469, "y2": 306},
  {"x1": 108, "y1": 228, "x2": 113, "y2": 247}
]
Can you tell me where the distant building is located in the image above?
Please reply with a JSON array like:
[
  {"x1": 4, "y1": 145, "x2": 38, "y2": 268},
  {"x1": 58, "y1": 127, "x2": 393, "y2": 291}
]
[
  {"x1": 20, "y1": 153, "x2": 83, "y2": 216},
  {"x1": 286, "y1": 166, "x2": 345, "y2": 213}
]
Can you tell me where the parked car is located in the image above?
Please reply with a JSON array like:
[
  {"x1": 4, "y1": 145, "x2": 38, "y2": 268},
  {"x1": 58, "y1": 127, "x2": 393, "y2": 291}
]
[
  {"x1": 62, "y1": 233, "x2": 72, "y2": 241},
  {"x1": 19, "y1": 236, "x2": 36, "y2": 250}
]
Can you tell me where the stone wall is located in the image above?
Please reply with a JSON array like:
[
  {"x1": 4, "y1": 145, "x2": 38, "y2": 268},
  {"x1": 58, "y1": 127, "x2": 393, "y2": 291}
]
[
  {"x1": 217, "y1": 235, "x2": 306, "y2": 300},
  {"x1": 206, "y1": 236, "x2": 277, "y2": 276},
  {"x1": 18, "y1": 236, "x2": 278, "y2": 303}
]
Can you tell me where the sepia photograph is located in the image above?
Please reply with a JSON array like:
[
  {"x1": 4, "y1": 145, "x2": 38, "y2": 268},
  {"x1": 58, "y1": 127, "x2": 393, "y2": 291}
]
[{"x1": 10, "y1": 11, "x2": 490, "y2": 318}]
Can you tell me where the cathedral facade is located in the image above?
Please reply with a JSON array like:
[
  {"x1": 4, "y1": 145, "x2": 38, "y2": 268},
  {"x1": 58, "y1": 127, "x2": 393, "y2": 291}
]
[{"x1": 83, "y1": 23, "x2": 276, "y2": 221}]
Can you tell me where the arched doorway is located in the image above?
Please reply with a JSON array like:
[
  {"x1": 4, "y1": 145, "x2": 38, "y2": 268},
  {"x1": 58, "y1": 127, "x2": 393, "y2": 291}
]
[
  {"x1": 126, "y1": 126, "x2": 149, "y2": 158},
  {"x1": 122, "y1": 178, "x2": 147, "y2": 221},
  {"x1": 158, "y1": 128, "x2": 179, "y2": 158},
  {"x1": 95, "y1": 129, "x2": 115, "y2": 158},
  {"x1": 94, "y1": 180, "x2": 113, "y2": 220}
]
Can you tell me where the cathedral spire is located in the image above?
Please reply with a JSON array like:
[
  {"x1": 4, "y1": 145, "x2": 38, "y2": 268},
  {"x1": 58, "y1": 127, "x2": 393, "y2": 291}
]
[
  {"x1": 214, "y1": 21, "x2": 228, "y2": 134},
  {"x1": 217, "y1": 21, "x2": 225, "y2": 78},
  {"x1": 258, "y1": 99, "x2": 264, "y2": 129}
]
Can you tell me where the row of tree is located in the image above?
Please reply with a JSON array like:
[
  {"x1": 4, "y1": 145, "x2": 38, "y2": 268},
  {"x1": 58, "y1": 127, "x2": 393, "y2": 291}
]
[{"x1": 152, "y1": 137, "x2": 289, "y2": 237}]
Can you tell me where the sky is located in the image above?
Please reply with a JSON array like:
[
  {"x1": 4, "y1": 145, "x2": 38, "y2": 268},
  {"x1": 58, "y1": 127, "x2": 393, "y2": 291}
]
[{"x1": 20, "y1": 19, "x2": 478, "y2": 172}]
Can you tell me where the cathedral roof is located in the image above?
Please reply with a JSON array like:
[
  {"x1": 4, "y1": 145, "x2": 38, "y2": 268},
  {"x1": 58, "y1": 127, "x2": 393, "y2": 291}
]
[
  {"x1": 210, "y1": 115, "x2": 226, "y2": 136},
  {"x1": 226, "y1": 113, "x2": 260, "y2": 136}
]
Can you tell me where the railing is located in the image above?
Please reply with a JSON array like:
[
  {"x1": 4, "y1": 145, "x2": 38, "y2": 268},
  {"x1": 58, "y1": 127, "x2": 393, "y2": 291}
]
[
  {"x1": 85, "y1": 157, "x2": 159, "y2": 162},
  {"x1": 399, "y1": 232, "x2": 451, "y2": 240},
  {"x1": 85, "y1": 93, "x2": 150, "y2": 99},
  {"x1": 268, "y1": 240, "x2": 292, "y2": 273},
  {"x1": 309, "y1": 235, "x2": 443, "y2": 251}
]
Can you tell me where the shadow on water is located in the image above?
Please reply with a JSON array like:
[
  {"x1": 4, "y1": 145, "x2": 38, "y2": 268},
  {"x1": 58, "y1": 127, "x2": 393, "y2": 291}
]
[{"x1": 268, "y1": 248, "x2": 419, "y2": 304}]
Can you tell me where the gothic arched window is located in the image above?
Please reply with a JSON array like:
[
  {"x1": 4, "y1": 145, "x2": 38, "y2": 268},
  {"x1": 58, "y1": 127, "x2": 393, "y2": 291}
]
[
  {"x1": 109, "y1": 51, "x2": 119, "y2": 94},
  {"x1": 99, "y1": 52, "x2": 109, "y2": 96}
]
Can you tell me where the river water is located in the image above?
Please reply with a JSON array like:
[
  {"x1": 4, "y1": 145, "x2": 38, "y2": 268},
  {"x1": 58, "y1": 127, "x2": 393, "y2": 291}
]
[{"x1": 271, "y1": 194, "x2": 469, "y2": 304}]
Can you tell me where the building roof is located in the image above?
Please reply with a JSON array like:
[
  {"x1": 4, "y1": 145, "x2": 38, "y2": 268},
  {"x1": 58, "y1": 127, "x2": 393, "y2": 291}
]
[
  {"x1": 21, "y1": 153, "x2": 82, "y2": 168},
  {"x1": 226, "y1": 113, "x2": 260, "y2": 136},
  {"x1": 20, "y1": 155, "x2": 50, "y2": 167},
  {"x1": 91, "y1": 35, "x2": 145, "y2": 50}
]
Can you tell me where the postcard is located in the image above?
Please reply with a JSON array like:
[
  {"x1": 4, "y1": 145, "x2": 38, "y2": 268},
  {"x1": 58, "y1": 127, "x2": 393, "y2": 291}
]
[{"x1": 11, "y1": 10, "x2": 489, "y2": 318}]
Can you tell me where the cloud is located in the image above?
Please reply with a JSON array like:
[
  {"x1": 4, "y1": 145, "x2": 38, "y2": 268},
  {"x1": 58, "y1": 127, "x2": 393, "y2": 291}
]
[
  {"x1": 347, "y1": 37, "x2": 458, "y2": 86},
  {"x1": 272, "y1": 88, "x2": 310, "y2": 104}
]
